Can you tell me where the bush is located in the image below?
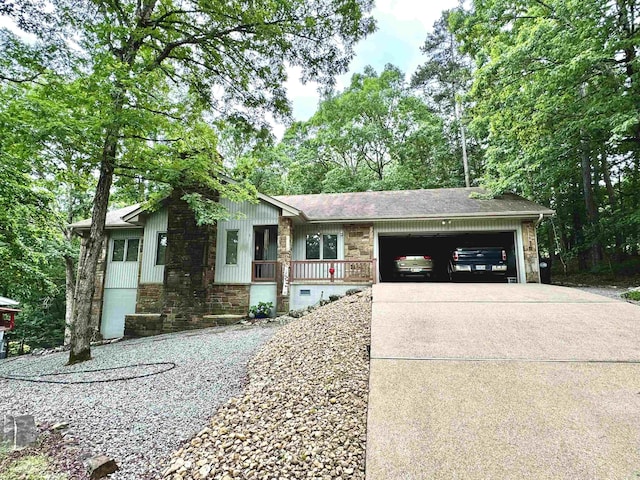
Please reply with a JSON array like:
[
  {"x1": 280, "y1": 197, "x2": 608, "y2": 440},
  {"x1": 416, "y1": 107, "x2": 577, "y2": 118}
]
[
  {"x1": 249, "y1": 301, "x2": 273, "y2": 318},
  {"x1": 345, "y1": 288, "x2": 362, "y2": 296}
]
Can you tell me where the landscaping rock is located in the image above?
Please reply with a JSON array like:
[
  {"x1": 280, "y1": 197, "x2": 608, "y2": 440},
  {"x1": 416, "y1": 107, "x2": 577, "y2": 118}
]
[
  {"x1": 163, "y1": 288, "x2": 372, "y2": 479},
  {"x1": 2, "y1": 414, "x2": 38, "y2": 450},
  {"x1": 87, "y1": 454, "x2": 119, "y2": 479}
]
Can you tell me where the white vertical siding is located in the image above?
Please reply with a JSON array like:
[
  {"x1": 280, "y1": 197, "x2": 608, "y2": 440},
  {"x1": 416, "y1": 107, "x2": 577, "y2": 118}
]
[
  {"x1": 374, "y1": 218, "x2": 522, "y2": 234},
  {"x1": 140, "y1": 208, "x2": 168, "y2": 284},
  {"x1": 215, "y1": 199, "x2": 280, "y2": 284},
  {"x1": 292, "y1": 224, "x2": 345, "y2": 261},
  {"x1": 104, "y1": 229, "x2": 142, "y2": 289}
]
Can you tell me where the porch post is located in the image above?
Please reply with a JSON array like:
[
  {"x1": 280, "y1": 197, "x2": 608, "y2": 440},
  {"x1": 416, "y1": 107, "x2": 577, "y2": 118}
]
[
  {"x1": 521, "y1": 220, "x2": 541, "y2": 283},
  {"x1": 276, "y1": 216, "x2": 293, "y2": 313}
]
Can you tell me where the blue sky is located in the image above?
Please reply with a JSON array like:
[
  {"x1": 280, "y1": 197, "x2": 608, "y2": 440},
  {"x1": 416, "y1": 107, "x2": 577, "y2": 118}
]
[{"x1": 281, "y1": 0, "x2": 459, "y2": 131}]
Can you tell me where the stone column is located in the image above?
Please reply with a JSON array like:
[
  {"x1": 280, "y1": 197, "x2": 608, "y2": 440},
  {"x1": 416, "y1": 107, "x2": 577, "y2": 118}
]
[
  {"x1": 276, "y1": 216, "x2": 293, "y2": 313},
  {"x1": 522, "y1": 220, "x2": 540, "y2": 283},
  {"x1": 162, "y1": 191, "x2": 216, "y2": 332},
  {"x1": 344, "y1": 224, "x2": 374, "y2": 260}
]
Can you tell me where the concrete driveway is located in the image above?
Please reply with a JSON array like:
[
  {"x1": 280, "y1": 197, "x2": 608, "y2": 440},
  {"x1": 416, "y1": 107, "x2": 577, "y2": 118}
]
[{"x1": 366, "y1": 283, "x2": 640, "y2": 479}]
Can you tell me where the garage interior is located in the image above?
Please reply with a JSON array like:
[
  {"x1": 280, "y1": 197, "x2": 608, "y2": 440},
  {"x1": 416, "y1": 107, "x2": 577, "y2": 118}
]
[{"x1": 378, "y1": 232, "x2": 518, "y2": 282}]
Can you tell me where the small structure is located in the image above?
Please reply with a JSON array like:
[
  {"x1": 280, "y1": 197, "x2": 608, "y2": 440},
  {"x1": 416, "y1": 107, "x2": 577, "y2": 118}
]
[{"x1": 0, "y1": 296, "x2": 19, "y2": 358}]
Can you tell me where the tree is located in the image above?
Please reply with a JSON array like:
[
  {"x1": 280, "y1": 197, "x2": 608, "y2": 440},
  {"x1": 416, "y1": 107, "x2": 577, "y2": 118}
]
[
  {"x1": 2, "y1": 0, "x2": 375, "y2": 364},
  {"x1": 452, "y1": 0, "x2": 640, "y2": 269},
  {"x1": 412, "y1": 9, "x2": 477, "y2": 187},
  {"x1": 278, "y1": 65, "x2": 451, "y2": 193}
]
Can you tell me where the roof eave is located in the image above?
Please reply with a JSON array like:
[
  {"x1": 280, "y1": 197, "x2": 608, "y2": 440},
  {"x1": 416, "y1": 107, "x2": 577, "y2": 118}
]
[{"x1": 303, "y1": 210, "x2": 555, "y2": 223}]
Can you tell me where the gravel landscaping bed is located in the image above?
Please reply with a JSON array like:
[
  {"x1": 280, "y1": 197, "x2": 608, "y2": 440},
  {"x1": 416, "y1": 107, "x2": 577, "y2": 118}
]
[
  {"x1": 162, "y1": 289, "x2": 372, "y2": 480},
  {"x1": 0, "y1": 324, "x2": 279, "y2": 479}
]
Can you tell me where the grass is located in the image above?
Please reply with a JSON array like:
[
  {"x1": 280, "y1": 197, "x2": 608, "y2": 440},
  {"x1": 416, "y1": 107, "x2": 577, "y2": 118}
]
[
  {"x1": 0, "y1": 436, "x2": 70, "y2": 480},
  {"x1": 552, "y1": 271, "x2": 640, "y2": 288},
  {"x1": 622, "y1": 290, "x2": 640, "y2": 302}
]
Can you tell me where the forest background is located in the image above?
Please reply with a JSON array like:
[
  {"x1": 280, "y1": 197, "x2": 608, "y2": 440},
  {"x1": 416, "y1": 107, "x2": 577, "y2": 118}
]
[{"x1": 1, "y1": 0, "x2": 639, "y2": 351}]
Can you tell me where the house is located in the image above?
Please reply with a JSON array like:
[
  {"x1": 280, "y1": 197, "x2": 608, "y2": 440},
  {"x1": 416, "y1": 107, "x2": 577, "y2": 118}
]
[{"x1": 70, "y1": 187, "x2": 554, "y2": 339}]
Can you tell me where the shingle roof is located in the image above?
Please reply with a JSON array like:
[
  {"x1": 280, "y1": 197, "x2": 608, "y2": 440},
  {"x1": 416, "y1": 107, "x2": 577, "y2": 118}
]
[
  {"x1": 69, "y1": 204, "x2": 142, "y2": 230},
  {"x1": 275, "y1": 188, "x2": 553, "y2": 222}
]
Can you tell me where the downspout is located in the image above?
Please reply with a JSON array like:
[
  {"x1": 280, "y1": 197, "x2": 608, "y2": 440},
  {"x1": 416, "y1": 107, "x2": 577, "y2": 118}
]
[{"x1": 535, "y1": 213, "x2": 544, "y2": 227}]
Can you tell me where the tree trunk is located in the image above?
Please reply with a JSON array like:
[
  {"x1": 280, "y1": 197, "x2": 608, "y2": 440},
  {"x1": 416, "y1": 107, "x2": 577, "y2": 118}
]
[
  {"x1": 580, "y1": 147, "x2": 603, "y2": 267},
  {"x1": 63, "y1": 253, "x2": 75, "y2": 346},
  {"x1": 67, "y1": 131, "x2": 117, "y2": 364}
]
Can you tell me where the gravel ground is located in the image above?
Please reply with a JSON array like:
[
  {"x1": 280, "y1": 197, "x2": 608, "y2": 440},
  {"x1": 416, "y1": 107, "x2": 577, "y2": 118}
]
[
  {"x1": 0, "y1": 324, "x2": 279, "y2": 479},
  {"x1": 572, "y1": 285, "x2": 631, "y2": 300},
  {"x1": 163, "y1": 289, "x2": 372, "y2": 480}
]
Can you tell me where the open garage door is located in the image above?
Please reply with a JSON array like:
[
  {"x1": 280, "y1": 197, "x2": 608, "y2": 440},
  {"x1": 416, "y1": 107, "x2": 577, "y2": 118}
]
[{"x1": 378, "y1": 232, "x2": 518, "y2": 282}]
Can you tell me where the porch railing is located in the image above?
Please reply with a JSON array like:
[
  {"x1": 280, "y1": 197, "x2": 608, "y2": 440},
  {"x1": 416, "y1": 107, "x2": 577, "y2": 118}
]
[
  {"x1": 252, "y1": 261, "x2": 277, "y2": 282},
  {"x1": 291, "y1": 260, "x2": 376, "y2": 283}
]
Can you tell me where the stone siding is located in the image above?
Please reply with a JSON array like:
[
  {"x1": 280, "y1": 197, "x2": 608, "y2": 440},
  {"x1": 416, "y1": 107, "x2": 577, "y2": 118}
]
[
  {"x1": 344, "y1": 224, "x2": 374, "y2": 261},
  {"x1": 136, "y1": 284, "x2": 164, "y2": 313},
  {"x1": 276, "y1": 216, "x2": 294, "y2": 313},
  {"x1": 522, "y1": 220, "x2": 540, "y2": 283},
  {"x1": 124, "y1": 314, "x2": 164, "y2": 337},
  {"x1": 162, "y1": 191, "x2": 218, "y2": 331},
  {"x1": 208, "y1": 284, "x2": 251, "y2": 315}
]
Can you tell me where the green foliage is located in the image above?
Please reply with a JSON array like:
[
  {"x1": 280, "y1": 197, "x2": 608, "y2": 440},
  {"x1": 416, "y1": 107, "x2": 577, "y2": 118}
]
[
  {"x1": 249, "y1": 301, "x2": 274, "y2": 317},
  {"x1": 273, "y1": 64, "x2": 453, "y2": 193},
  {"x1": 452, "y1": 0, "x2": 640, "y2": 268},
  {"x1": 622, "y1": 290, "x2": 640, "y2": 301}
]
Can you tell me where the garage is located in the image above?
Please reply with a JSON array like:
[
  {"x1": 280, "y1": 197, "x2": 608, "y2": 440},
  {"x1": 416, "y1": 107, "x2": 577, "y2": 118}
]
[{"x1": 378, "y1": 232, "x2": 518, "y2": 282}]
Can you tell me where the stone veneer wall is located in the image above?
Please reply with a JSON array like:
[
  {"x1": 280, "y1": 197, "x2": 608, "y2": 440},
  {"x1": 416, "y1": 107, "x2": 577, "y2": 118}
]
[
  {"x1": 344, "y1": 224, "x2": 374, "y2": 260},
  {"x1": 161, "y1": 191, "x2": 218, "y2": 333},
  {"x1": 136, "y1": 284, "x2": 164, "y2": 313},
  {"x1": 208, "y1": 284, "x2": 250, "y2": 315},
  {"x1": 276, "y1": 216, "x2": 293, "y2": 313},
  {"x1": 522, "y1": 220, "x2": 540, "y2": 283}
]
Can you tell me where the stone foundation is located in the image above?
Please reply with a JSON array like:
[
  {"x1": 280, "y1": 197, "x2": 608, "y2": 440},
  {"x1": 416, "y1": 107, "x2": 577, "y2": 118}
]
[
  {"x1": 208, "y1": 284, "x2": 251, "y2": 315},
  {"x1": 136, "y1": 284, "x2": 164, "y2": 313},
  {"x1": 124, "y1": 312, "x2": 244, "y2": 337},
  {"x1": 125, "y1": 314, "x2": 164, "y2": 337}
]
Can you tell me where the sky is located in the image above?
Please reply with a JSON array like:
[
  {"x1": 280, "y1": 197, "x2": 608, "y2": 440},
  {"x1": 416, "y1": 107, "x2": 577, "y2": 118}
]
[
  {"x1": 0, "y1": 0, "x2": 459, "y2": 136},
  {"x1": 279, "y1": 0, "x2": 459, "y2": 134}
]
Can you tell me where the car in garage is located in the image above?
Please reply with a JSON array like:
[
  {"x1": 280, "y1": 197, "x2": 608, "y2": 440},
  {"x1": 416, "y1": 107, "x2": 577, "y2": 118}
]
[
  {"x1": 448, "y1": 247, "x2": 508, "y2": 280},
  {"x1": 394, "y1": 254, "x2": 434, "y2": 279}
]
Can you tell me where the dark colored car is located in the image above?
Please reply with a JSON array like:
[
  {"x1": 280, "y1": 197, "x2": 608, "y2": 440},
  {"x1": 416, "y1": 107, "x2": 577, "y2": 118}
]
[
  {"x1": 393, "y1": 254, "x2": 434, "y2": 279},
  {"x1": 448, "y1": 247, "x2": 508, "y2": 280}
]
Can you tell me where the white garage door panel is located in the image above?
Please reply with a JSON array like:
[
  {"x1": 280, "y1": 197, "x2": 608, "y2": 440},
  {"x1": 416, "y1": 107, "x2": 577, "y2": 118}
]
[{"x1": 101, "y1": 288, "x2": 137, "y2": 339}]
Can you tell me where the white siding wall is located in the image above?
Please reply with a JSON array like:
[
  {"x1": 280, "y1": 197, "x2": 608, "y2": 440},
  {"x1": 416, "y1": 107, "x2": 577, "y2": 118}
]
[
  {"x1": 140, "y1": 208, "x2": 168, "y2": 284},
  {"x1": 104, "y1": 229, "x2": 143, "y2": 289},
  {"x1": 215, "y1": 199, "x2": 280, "y2": 284},
  {"x1": 374, "y1": 218, "x2": 522, "y2": 234},
  {"x1": 292, "y1": 224, "x2": 345, "y2": 261}
]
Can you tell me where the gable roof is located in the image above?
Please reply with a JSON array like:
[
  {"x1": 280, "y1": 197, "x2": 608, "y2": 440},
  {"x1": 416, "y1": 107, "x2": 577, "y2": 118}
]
[{"x1": 275, "y1": 188, "x2": 554, "y2": 222}]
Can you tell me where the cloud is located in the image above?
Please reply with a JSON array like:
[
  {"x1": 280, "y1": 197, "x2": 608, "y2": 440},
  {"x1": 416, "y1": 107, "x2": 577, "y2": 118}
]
[{"x1": 280, "y1": 0, "x2": 459, "y2": 131}]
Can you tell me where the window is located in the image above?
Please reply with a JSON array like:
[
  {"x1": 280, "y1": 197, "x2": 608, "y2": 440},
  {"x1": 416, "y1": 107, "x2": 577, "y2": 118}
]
[
  {"x1": 126, "y1": 239, "x2": 140, "y2": 262},
  {"x1": 156, "y1": 232, "x2": 167, "y2": 266},
  {"x1": 112, "y1": 238, "x2": 139, "y2": 262},
  {"x1": 112, "y1": 239, "x2": 125, "y2": 262},
  {"x1": 306, "y1": 233, "x2": 339, "y2": 260},
  {"x1": 323, "y1": 234, "x2": 338, "y2": 260},
  {"x1": 226, "y1": 230, "x2": 239, "y2": 265}
]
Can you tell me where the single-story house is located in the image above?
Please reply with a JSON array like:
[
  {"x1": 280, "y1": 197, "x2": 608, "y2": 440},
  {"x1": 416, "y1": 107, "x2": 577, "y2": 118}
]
[{"x1": 70, "y1": 187, "x2": 554, "y2": 339}]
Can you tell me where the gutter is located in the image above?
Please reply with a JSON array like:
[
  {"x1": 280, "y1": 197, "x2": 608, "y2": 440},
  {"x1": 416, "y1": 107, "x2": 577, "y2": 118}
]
[{"x1": 302, "y1": 211, "x2": 555, "y2": 224}]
